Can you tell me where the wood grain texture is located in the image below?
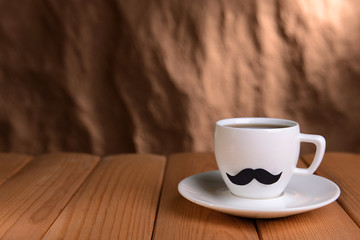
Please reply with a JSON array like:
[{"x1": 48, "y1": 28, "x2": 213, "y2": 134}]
[
  {"x1": 257, "y1": 202, "x2": 360, "y2": 240},
  {"x1": 0, "y1": 152, "x2": 357, "y2": 240},
  {"x1": 302, "y1": 152, "x2": 360, "y2": 227},
  {"x1": 0, "y1": 153, "x2": 33, "y2": 186},
  {"x1": 0, "y1": 153, "x2": 100, "y2": 239},
  {"x1": 43, "y1": 154, "x2": 166, "y2": 240},
  {"x1": 153, "y1": 153, "x2": 259, "y2": 240}
]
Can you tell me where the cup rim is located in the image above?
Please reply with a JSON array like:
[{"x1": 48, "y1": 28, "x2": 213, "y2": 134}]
[{"x1": 216, "y1": 117, "x2": 298, "y2": 130}]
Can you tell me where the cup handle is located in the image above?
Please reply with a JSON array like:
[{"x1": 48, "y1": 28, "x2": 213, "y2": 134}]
[{"x1": 294, "y1": 134, "x2": 326, "y2": 175}]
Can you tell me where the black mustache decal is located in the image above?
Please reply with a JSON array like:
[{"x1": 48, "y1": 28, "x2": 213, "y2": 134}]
[{"x1": 226, "y1": 168, "x2": 282, "y2": 185}]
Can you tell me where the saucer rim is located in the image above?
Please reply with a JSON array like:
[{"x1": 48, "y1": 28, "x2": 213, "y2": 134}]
[{"x1": 178, "y1": 170, "x2": 340, "y2": 217}]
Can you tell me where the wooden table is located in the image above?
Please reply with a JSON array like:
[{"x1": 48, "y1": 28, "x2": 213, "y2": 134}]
[{"x1": 0, "y1": 152, "x2": 359, "y2": 239}]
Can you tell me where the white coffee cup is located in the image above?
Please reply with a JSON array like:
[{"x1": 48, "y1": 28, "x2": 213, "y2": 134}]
[{"x1": 214, "y1": 117, "x2": 326, "y2": 199}]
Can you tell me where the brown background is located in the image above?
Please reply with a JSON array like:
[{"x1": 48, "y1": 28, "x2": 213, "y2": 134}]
[{"x1": 0, "y1": 0, "x2": 359, "y2": 156}]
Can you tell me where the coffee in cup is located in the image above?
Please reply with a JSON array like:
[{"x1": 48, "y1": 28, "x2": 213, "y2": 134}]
[{"x1": 214, "y1": 118, "x2": 326, "y2": 199}]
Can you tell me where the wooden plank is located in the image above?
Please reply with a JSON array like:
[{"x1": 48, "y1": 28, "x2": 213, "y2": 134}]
[
  {"x1": 43, "y1": 154, "x2": 166, "y2": 240},
  {"x1": 0, "y1": 153, "x2": 100, "y2": 239},
  {"x1": 256, "y1": 159, "x2": 360, "y2": 239},
  {"x1": 257, "y1": 203, "x2": 360, "y2": 239},
  {"x1": 302, "y1": 152, "x2": 360, "y2": 227},
  {"x1": 0, "y1": 153, "x2": 33, "y2": 186},
  {"x1": 153, "y1": 153, "x2": 259, "y2": 240}
]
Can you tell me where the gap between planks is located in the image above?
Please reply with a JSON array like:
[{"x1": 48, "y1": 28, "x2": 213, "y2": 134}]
[
  {"x1": 302, "y1": 152, "x2": 360, "y2": 228},
  {"x1": 0, "y1": 153, "x2": 34, "y2": 186},
  {"x1": 0, "y1": 153, "x2": 100, "y2": 239},
  {"x1": 42, "y1": 153, "x2": 166, "y2": 240}
]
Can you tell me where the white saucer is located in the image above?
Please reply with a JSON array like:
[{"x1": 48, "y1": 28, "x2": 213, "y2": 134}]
[{"x1": 178, "y1": 171, "x2": 340, "y2": 218}]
